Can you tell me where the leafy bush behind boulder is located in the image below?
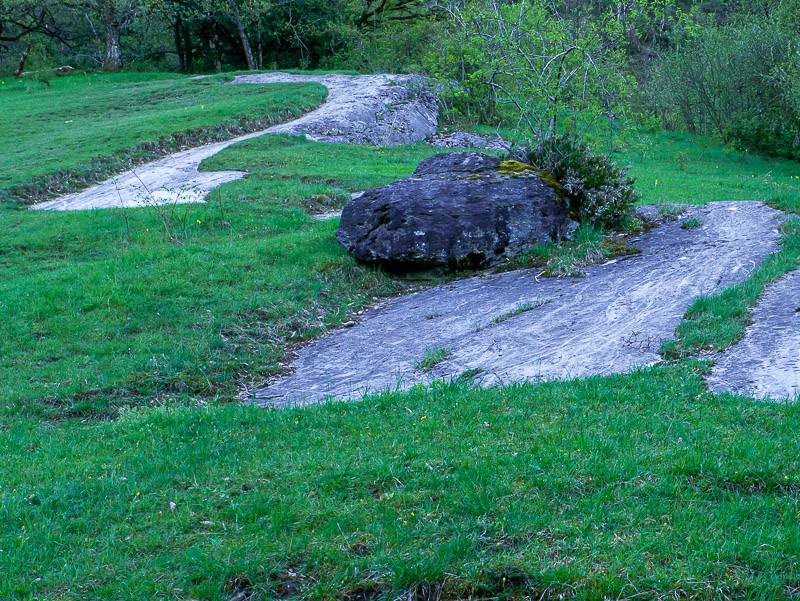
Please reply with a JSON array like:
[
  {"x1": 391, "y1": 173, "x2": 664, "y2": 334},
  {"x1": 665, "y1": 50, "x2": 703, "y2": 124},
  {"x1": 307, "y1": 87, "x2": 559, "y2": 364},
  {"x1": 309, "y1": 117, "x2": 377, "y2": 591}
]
[
  {"x1": 428, "y1": 0, "x2": 631, "y2": 135},
  {"x1": 523, "y1": 135, "x2": 639, "y2": 228},
  {"x1": 646, "y1": 18, "x2": 800, "y2": 159}
]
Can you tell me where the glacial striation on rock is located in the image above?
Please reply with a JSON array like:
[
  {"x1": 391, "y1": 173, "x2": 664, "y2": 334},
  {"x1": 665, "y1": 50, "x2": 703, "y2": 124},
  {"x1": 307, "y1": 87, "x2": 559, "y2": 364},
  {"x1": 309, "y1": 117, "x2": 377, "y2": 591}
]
[
  {"x1": 336, "y1": 152, "x2": 573, "y2": 270},
  {"x1": 257, "y1": 201, "x2": 785, "y2": 408}
]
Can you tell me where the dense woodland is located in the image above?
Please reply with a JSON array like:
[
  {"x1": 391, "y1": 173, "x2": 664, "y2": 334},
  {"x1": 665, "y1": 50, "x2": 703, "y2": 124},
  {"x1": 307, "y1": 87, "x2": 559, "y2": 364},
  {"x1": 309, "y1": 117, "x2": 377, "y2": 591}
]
[{"x1": 2, "y1": 0, "x2": 799, "y2": 159}]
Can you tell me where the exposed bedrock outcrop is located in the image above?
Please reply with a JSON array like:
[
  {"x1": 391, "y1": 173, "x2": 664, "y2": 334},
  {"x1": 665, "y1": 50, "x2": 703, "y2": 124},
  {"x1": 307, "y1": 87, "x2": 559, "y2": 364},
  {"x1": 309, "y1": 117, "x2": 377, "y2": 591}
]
[
  {"x1": 250, "y1": 72, "x2": 439, "y2": 146},
  {"x1": 33, "y1": 73, "x2": 439, "y2": 211},
  {"x1": 255, "y1": 201, "x2": 786, "y2": 407},
  {"x1": 336, "y1": 152, "x2": 574, "y2": 270},
  {"x1": 427, "y1": 131, "x2": 511, "y2": 151},
  {"x1": 707, "y1": 269, "x2": 800, "y2": 400}
]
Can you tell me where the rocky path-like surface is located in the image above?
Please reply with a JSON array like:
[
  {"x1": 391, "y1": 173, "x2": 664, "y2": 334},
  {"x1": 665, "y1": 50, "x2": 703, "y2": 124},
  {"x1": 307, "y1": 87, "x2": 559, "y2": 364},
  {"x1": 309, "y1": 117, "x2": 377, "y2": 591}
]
[
  {"x1": 707, "y1": 270, "x2": 800, "y2": 400},
  {"x1": 254, "y1": 202, "x2": 785, "y2": 407},
  {"x1": 33, "y1": 73, "x2": 437, "y2": 211}
]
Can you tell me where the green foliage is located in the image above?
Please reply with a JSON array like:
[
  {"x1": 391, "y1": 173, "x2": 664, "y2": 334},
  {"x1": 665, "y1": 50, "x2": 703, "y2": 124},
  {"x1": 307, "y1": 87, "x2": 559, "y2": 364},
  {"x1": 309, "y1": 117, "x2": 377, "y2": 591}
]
[
  {"x1": 680, "y1": 217, "x2": 702, "y2": 229},
  {"x1": 601, "y1": 0, "x2": 699, "y2": 52},
  {"x1": 490, "y1": 300, "x2": 550, "y2": 324},
  {"x1": 520, "y1": 223, "x2": 606, "y2": 276},
  {"x1": 0, "y1": 0, "x2": 432, "y2": 76},
  {"x1": 414, "y1": 347, "x2": 450, "y2": 372},
  {"x1": 647, "y1": 18, "x2": 800, "y2": 159},
  {"x1": 526, "y1": 135, "x2": 639, "y2": 227},
  {"x1": 517, "y1": 223, "x2": 638, "y2": 277},
  {"x1": 430, "y1": 0, "x2": 632, "y2": 135},
  {"x1": 327, "y1": 17, "x2": 440, "y2": 73},
  {"x1": 4, "y1": 0, "x2": 799, "y2": 83}
]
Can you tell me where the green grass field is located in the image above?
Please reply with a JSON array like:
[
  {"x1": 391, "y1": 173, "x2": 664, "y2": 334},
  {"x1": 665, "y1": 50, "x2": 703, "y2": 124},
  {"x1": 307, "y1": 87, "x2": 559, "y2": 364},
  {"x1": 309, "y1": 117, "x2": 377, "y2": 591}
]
[
  {"x1": 2, "y1": 72, "x2": 800, "y2": 599},
  {"x1": 0, "y1": 135, "x2": 447, "y2": 419},
  {"x1": 0, "y1": 72, "x2": 326, "y2": 204},
  {"x1": 615, "y1": 128, "x2": 800, "y2": 210}
]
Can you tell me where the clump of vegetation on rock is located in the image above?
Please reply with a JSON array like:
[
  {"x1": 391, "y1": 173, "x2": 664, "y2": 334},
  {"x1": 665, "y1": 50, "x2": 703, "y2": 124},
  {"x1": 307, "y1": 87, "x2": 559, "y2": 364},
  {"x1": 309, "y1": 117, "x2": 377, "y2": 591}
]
[
  {"x1": 415, "y1": 347, "x2": 450, "y2": 372},
  {"x1": 524, "y1": 135, "x2": 639, "y2": 228}
]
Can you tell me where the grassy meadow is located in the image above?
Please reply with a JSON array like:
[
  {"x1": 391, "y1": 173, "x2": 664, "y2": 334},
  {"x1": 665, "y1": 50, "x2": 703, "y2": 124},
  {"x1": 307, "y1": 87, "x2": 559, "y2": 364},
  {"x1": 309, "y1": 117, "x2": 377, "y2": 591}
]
[
  {"x1": 0, "y1": 72, "x2": 326, "y2": 204},
  {"x1": 1, "y1": 72, "x2": 800, "y2": 599}
]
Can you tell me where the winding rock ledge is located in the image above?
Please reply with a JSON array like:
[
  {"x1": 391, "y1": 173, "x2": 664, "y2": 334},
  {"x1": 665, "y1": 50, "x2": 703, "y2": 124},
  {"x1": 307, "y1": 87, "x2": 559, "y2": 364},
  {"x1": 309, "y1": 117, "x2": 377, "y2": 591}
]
[
  {"x1": 257, "y1": 201, "x2": 785, "y2": 407},
  {"x1": 336, "y1": 152, "x2": 573, "y2": 270}
]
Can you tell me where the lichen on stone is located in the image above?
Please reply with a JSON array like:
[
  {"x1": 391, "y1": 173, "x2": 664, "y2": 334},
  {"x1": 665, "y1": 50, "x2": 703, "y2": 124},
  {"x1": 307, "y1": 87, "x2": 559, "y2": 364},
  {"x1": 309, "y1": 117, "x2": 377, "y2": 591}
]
[
  {"x1": 496, "y1": 160, "x2": 566, "y2": 202},
  {"x1": 497, "y1": 160, "x2": 537, "y2": 175}
]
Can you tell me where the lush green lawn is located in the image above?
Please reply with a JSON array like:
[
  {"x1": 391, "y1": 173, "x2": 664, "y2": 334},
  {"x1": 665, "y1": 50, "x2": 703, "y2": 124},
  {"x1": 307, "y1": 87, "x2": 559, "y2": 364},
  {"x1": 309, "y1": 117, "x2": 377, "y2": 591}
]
[
  {"x1": 2, "y1": 73, "x2": 800, "y2": 599},
  {"x1": 0, "y1": 72, "x2": 326, "y2": 203},
  {"x1": 615, "y1": 128, "x2": 800, "y2": 209},
  {"x1": 0, "y1": 135, "x2": 447, "y2": 418},
  {"x1": 6, "y1": 363, "x2": 800, "y2": 600},
  {"x1": 7, "y1": 365, "x2": 800, "y2": 599}
]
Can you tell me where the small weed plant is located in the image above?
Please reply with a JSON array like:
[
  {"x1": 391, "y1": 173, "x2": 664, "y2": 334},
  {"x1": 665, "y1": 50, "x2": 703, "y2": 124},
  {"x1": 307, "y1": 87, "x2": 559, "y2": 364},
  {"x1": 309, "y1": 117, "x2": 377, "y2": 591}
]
[{"x1": 415, "y1": 347, "x2": 451, "y2": 372}]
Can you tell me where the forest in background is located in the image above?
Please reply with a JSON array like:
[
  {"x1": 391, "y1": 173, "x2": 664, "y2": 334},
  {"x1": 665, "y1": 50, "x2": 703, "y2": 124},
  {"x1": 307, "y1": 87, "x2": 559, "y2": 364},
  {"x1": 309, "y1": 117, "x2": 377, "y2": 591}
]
[{"x1": 1, "y1": 0, "x2": 799, "y2": 159}]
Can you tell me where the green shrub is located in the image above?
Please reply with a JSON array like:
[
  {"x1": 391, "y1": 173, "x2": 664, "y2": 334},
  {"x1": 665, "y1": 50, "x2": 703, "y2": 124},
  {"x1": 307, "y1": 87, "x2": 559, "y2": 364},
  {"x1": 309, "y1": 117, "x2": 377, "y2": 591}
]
[
  {"x1": 428, "y1": 0, "x2": 631, "y2": 134},
  {"x1": 524, "y1": 135, "x2": 638, "y2": 228},
  {"x1": 328, "y1": 19, "x2": 441, "y2": 73},
  {"x1": 646, "y1": 18, "x2": 800, "y2": 159}
]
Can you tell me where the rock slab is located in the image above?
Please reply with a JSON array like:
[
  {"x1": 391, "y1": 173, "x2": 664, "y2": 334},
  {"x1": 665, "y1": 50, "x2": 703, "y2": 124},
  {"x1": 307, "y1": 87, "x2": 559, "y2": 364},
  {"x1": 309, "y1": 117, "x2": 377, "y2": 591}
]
[
  {"x1": 708, "y1": 269, "x2": 800, "y2": 400},
  {"x1": 427, "y1": 131, "x2": 511, "y2": 151},
  {"x1": 32, "y1": 73, "x2": 438, "y2": 211},
  {"x1": 255, "y1": 202, "x2": 785, "y2": 407},
  {"x1": 337, "y1": 153, "x2": 572, "y2": 270},
  {"x1": 257, "y1": 73, "x2": 438, "y2": 146}
]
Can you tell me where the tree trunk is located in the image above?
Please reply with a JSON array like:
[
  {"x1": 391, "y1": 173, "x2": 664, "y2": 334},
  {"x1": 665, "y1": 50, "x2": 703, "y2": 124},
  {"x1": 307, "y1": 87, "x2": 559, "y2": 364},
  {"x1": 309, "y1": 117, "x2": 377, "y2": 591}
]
[
  {"x1": 174, "y1": 14, "x2": 186, "y2": 72},
  {"x1": 227, "y1": 0, "x2": 255, "y2": 70},
  {"x1": 103, "y1": 11, "x2": 123, "y2": 71},
  {"x1": 211, "y1": 28, "x2": 222, "y2": 72},
  {"x1": 256, "y1": 21, "x2": 263, "y2": 69},
  {"x1": 15, "y1": 43, "x2": 31, "y2": 77},
  {"x1": 182, "y1": 21, "x2": 193, "y2": 72}
]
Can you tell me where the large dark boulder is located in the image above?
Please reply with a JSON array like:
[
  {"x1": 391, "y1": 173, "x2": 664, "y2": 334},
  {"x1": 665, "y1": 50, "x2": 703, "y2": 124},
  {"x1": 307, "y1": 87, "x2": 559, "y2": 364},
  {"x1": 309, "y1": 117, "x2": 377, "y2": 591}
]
[{"x1": 336, "y1": 152, "x2": 573, "y2": 271}]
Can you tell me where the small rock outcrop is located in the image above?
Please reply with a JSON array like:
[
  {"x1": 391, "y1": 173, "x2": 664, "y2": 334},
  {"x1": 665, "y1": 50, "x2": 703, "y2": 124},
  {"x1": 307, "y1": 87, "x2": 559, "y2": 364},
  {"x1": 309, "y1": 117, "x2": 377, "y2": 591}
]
[
  {"x1": 336, "y1": 152, "x2": 573, "y2": 270},
  {"x1": 427, "y1": 131, "x2": 511, "y2": 151},
  {"x1": 244, "y1": 73, "x2": 439, "y2": 146}
]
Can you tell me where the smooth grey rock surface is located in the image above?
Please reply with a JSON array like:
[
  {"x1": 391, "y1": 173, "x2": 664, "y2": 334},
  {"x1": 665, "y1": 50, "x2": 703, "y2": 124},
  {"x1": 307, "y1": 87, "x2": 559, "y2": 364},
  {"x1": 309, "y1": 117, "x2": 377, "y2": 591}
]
[
  {"x1": 428, "y1": 131, "x2": 511, "y2": 151},
  {"x1": 337, "y1": 153, "x2": 572, "y2": 270},
  {"x1": 253, "y1": 72, "x2": 438, "y2": 146},
  {"x1": 707, "y1": 269, "x2": 800, "y2": 400},
  {"x1": 32, "y1": 73, "x2": 438, "y2": 211},
  {"x1": 254, "y1": 201, "x2": 785, "y2": 407}
]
